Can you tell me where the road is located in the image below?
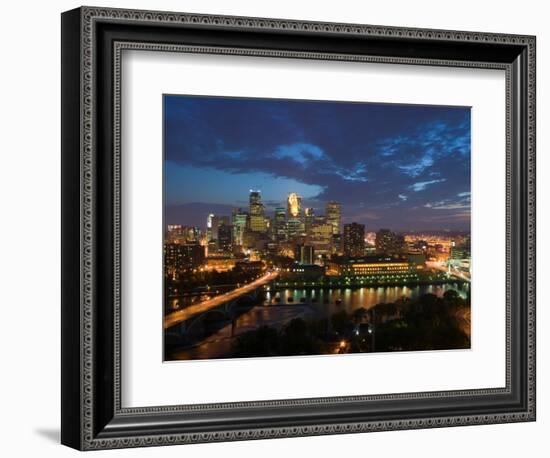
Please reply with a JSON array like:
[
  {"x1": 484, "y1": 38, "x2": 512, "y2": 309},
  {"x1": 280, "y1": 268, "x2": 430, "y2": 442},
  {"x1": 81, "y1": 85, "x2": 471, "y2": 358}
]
[
  {"x1": 164, "y1": 270, "x2": 278, "y2": 329},
  {"x1": 426, "y1": 261, "x2": 471, "y2": 282}
]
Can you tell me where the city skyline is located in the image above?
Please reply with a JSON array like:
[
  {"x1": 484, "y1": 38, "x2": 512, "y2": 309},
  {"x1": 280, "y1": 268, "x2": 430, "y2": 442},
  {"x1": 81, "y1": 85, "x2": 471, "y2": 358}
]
[
  {"x1": 164, "y1": 95, "x2": 471, "y2": 231},
  {"x1": 163, "y1": 95, "x2": 472, "y2": 361}
]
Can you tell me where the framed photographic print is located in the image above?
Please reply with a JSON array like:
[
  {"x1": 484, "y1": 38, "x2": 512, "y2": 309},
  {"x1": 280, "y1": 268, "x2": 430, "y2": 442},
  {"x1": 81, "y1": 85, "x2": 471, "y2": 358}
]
[{"x1": 61, "y1": 6, "x2": 536, "y2": 450}]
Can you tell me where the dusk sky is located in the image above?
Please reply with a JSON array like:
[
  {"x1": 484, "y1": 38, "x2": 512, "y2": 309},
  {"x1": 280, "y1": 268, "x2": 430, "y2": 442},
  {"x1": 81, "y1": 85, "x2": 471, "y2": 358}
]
[{"x1": 164, "y1": 95, "x2": 471, "y2": 232}]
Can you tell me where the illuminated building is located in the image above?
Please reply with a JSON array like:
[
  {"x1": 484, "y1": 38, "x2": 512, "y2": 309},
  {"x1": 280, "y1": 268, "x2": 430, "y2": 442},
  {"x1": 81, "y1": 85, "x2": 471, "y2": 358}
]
[
  {"x1": 449, "y1": 237, "x2": 471, "y2": 272},
  {"x1": 242, "y1": 230, "x2": 270, "y2": 252},
  {"x1": 280, "y1": 264, "x2": 325, "y2": 281},
  {"x1": 164, "y1": 242, "x2": 206, "y2": 277},
  {"x1": 375, "y1": 228, "x2": 405, "y2": 256},
  {"x1": 206, "y1": 214, "x2": 229, "y2": 242},
  {"x1": 231, "y1": 209, "x2": 248, "y2": 246},
  {"x1": 285, "y1": 193, "x2": 303, "y2": 240},
  {"x1": 287, "y1": 192, "x2": 302, "y2": 218},
  {"x1": 404, "y1": 233, "x2": 453, "y2": 250},
  {"x1": 343, "y1": 222, "x2": 365, "y2": 257},
  {"x1": 217, "y1": 223, "x2": 233, "y2": 253},
  {"x1": 165, "y1": 224, "x2": 187, "y2": 243},
  {"x1": 332, "y1": 233, "x2": 343, "y2": 255},
  {"x1": 166, "y1": 225, "x2": 201, "y2": 244},
  {"x1": 308, "y1": 222, "x2": 333, "y2": 258},
  {"x1": 365, "y1": 231, "x2": 377, "y2": 247},
  {"x1": 304, "y1": 207, "x2": 315, "y2": 235},
  {"x1": 325, "y1": 201, "x2": 342, "y2": 235},
  {"x1": 274, "y1": 207, "x2": 287, "y2": 242},
  {"x1": 286, "y1": 218, "x2": 303, "y2": 240},
  {"x1": 205, "y1": 256, "x2": 236, "y2": 272},
  {"x1": 326, "y1": 256, "x2": 422, "y2": 277},
  {"x1": 186, "y1": 227, "x2": 201, "y2": 242},
  {"x1": 166, "y1": 224, "x2": 183, "y2": 243},
  {"x1": 295, "y1": 244, "x2": 314, "y2": 265},
  {"x1": 249, "y1": 190, "x2": 267, "y2": 232},
  {"x1": 277, "y1": 241, "x2": 297, "y2": 258},
  {"x1": 206, "y1": 214, "x2": 214, "y2": 241},
  {"x1": 235, "y1": 260, "x2": 264, "y2": 274}
]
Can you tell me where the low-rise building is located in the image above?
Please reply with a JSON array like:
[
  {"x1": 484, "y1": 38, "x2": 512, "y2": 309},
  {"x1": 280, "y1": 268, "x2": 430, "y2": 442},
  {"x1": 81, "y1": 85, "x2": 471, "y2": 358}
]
[{"x1": 326, "y1": 255, "x2": 423, "y2": 278}]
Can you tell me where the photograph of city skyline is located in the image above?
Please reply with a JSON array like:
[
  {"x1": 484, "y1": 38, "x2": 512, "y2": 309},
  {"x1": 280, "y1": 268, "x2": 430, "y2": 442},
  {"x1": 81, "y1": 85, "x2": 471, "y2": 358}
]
[{"x1": 163, "y1": 95, "x2": 472, "y2": 361}]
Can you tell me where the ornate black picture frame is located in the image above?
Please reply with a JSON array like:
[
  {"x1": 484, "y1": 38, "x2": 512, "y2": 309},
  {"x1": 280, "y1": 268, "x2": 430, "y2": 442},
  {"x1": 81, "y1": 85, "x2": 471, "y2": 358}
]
[{"x1": 61, "y1": 6, "x2": 536, "y2": 450}]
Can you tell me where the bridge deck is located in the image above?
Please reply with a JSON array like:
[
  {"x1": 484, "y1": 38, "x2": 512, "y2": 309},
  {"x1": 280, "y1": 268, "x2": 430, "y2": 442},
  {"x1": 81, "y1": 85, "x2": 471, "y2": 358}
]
[{"x1": 164, "y1": 271, "x2": 278, "y2": 329}]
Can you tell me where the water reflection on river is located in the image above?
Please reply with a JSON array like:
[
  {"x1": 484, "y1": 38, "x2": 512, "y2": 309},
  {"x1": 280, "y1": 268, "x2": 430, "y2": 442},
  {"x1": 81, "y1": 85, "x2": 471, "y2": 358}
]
[{"x1": 169, "y1": 283, "x2": 469, "y2": 360}]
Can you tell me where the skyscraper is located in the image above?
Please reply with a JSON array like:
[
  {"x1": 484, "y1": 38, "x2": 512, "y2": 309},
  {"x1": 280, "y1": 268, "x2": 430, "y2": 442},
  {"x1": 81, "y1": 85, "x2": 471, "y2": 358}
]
[
  {"x1": 287, "y1": 192, "x2": 302, "y2": 218},
  {"x1": 308, "y1": 221, "x2": 333, "y2": 258},
  {"x1": 286, "y1": 218, "x2": 303, "y2": 240},
  {"x1": 286, "y1": 192, "x2": 303, "y2": 241},
  {"x1": 274, "y1": 207, "x2": 287, "y2": 242},
  {"x1": 212, "y1": 215, "x2": 230, "y2": 241},
  {"x1": 343, "y1": 222, "x2": 365, "y2": 257},
  {"x1": 375, "y1": 229, "x2": 405, "y2": 256},
  {"x1": 249, "y1": 190, "x2": 267, "y2": 232},
  {"x1": 206, "y1": 214, "x2": 215, "y2": 242},
  {"x1": 217, "y1": 223, "x2": 233, "y2": 253},
  {"x1": 231, "y1": 208, "x2": 248, "y2": 247},
  {"x1": 326, "y1": 201, "x2": 342, "y2": 235},
  {"x1": 295, "y1": 244, "x2": 314, "y2": 265},
  {"x1": 304, "y1": 207, "x2": 315, "y2": 236}
]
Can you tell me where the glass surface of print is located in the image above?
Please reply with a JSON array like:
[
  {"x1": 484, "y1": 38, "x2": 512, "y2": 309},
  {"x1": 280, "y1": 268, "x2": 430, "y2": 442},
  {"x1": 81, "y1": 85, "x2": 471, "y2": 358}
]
[{"x1": 163, "y1": 96, "x2": 471, "y2": 361}]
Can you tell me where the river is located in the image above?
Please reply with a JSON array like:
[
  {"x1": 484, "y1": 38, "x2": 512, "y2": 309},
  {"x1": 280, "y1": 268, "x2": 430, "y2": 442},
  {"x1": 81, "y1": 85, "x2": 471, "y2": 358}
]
[{"x1": 167, "y1": 282, "x2": 469, "y2": 361}]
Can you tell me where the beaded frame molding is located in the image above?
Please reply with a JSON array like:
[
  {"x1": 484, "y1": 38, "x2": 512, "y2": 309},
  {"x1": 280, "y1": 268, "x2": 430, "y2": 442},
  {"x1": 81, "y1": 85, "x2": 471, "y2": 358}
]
[{"x1": 61, "y1": 6, "x2": 536, "y2": 451}]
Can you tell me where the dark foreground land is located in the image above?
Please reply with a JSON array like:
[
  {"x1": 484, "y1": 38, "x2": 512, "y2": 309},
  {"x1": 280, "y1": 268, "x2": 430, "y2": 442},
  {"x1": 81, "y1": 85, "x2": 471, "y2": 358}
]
[{"x1": 166, "y1": 289, "x2": 471, "y2": 360}]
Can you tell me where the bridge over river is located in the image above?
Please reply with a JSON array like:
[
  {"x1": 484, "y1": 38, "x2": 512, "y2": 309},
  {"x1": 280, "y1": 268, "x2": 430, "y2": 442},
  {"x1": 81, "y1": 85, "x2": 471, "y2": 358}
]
[{"x1": 164, "y1": 271, "x2": 278, "y2": 340}]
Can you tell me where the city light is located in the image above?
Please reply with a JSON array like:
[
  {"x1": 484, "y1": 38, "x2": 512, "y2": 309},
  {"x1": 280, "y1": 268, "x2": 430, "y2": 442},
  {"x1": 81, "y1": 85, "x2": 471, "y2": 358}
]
[{"x1": 163, "y1": 188, "x2": 471, "y2": 360}]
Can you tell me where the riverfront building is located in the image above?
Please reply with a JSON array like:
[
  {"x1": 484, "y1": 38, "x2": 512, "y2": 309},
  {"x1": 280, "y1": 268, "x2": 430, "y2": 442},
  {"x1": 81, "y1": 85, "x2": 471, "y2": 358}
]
[{"x1": 326, "y1": 256, "x2": 424, "y2": 278}]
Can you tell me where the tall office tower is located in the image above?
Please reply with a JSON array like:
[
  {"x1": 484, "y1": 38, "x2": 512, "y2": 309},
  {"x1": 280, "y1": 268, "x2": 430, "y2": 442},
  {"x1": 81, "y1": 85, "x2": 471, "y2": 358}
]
[
  {"x1": 274, "y1": 207, "x2": 287, "y2": 242},
  {"x1": 326, "y1": 201, "x2": 342, "y2": 235},
  {"x1": 343, "y1": 222, "x2": 365, "y2": 257},
  {"x1": 304, "y1": 207, "x2": 315, "y2": 236},
  {"x1": 375, "y1": 228, "x2": 405, "y2": 256},
  {"x1": 308, "y1": 221, "x2": 333, "y2": 258},
  {"x1": 286, "y1": 218, "x2": 303, "y2": 240},
  {"x1": 286, "y1": 192, "x2": 303, "y2": 241},
  {"x1": 217, "y1": 223, "x2": 233, "y2": 253},
  {"x1": 287, "y1": 192, "x2": 302, "y2": 218},
  {"x1": 206, "y1": 213, "x2": 215, "y2": 242},
  {"x1": 231, "y1": 208, "x2": 248, "y2": 246},
  {"x1": 295, "y1": 244, "x2": 314, "y2": 265},
  {"x1": 249, "y1": 190, "x2": 267, "y2": 232},
  {"x1": 210, "y1": 215, "x2": 229, "y2": 241},
  {"x1": 183, "y1": 226, "x2": 201, "y2": 243}
]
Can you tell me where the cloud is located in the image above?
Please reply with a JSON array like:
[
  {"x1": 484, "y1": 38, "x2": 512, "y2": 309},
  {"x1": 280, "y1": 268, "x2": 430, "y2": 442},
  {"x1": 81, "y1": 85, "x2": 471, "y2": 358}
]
[
  {"x1": 378, "y1": 119, "x2": 470, "y2": 178},
  {"x1": 424, "y1": 193, "x2": 471, "y2": 210},
  {"x1": 409, "y1": 179, "x2": 447, "y2": 192},
  {"x1": 273, "y1": 143, "x2": 326, "y2": 164},
  {"x1": 335, "y1": 162, "x2": 368, "y2": 182},
  {"x1": 164, "y1": 95, "x2": 471, "y2": 229}
]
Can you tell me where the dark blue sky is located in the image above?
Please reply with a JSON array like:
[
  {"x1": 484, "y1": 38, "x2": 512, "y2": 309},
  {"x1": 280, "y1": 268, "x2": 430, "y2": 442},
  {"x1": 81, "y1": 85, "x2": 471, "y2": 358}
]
[{"x1": 164, "y1": 95, "x2": 471, "y2": 232}]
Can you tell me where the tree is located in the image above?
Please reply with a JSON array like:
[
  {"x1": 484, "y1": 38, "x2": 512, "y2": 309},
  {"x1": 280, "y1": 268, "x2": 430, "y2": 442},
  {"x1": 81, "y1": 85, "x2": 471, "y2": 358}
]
[
  {"x1": 280, "y1": 318, "x2": 319, "y2": 355},
  {"x1": 231, "y1": 326, "x2": 279, "y2": 357},
  {"x1": 352, "y1": 307, "x2": 369, "y2": 323},
  {"x1": 331, "y1": 310, "x2": 350, "y2": 334}
]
